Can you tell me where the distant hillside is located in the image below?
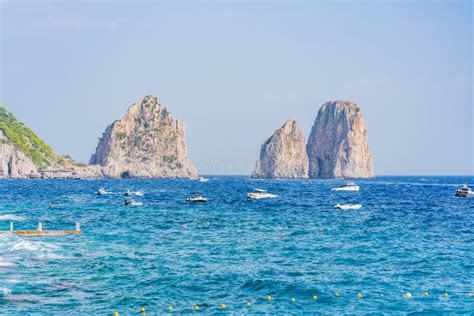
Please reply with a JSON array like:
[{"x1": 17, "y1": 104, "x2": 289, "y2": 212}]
[{"x1": 0, "y1": 106, "x2": 64, "y2": 168}]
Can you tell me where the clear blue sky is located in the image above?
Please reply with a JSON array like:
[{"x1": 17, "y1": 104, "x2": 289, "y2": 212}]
[{"x1": 0, "y1": 1, "x2": 472, "y2": 175}]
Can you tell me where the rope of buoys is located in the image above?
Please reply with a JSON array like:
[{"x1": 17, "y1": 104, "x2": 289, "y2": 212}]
[{"x1": 112, "y1": 292, "x2": 474, "y2": 314}]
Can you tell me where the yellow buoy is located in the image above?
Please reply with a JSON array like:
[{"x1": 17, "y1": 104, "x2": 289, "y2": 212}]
[
  {"x1": 114, "y1": 312, "x2": 119, "y2": 316},
  {"x1": 467, "y1": 293, "x2": 472, "y2": 298},
  {"x1": 403, "y1": 292, "x2": 412, "y2": 299},
  {"x1": 423, "y1": 292, "x2": 429, "y2": 297},
  {"x1": 291, "y1": 297, "x2": 296, "y2": 302},
  {"x1": 220, "y1": 304, "x2": 226, "y2": 309},
  {"x1": 312, "y1": 295, "x2": 318, "y2": 301},
  {"x1": 442, "y1": 292, "x2": 448, "y2": 297},
  {"x1": 140, "y1": 307, "x2": 146, "y2": 314},
  {"x1": 246, "y1": 301, "x2": 252, "y2": 307},
  {"x1": 335, "y1": 292, "x2": 341, "y2": 297},
  {"x1": 357, "y1": 292, "x2": 363, "y2": 298},
  {"x1": 193, "y1": 305, "x2": 200, "y2": 311},
  {"x1": 267, "y1": 296, "x2": 273, "y2": 302},
  {"x1": 168, "y1": 305, "x2": 174, "y2": 311}
]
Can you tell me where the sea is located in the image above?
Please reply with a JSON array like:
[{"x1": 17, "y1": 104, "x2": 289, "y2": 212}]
[{"x1": 0, "y1": 176, "x2": 472, "y2": 314}]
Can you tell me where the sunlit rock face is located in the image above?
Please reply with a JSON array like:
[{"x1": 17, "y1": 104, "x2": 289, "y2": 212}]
[
  {"x1": 252, "y1": 119, "x2": 309, "y2": 179},
  {"x1": 306, "y1": 101, "x2": 374, "y2": 179},
  {"x1": 90, "y1": 95, "x2": 197, "y2": 178}
]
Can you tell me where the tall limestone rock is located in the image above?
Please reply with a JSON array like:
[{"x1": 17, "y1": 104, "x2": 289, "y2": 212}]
[
  {"x1": 89, "y1": 95, "x2": 197, "y2": 178},
  {"x1": 252, "y1": 119, "x2": 309, "y2": 179},
  {"x1": 306, "y1": 100, "x2": 374, "y2": 178}
]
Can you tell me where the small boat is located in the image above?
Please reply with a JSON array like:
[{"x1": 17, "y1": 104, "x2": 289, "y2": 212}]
[
  {"x1": 197, "y1": 176, "x2": 209, "y2": 182},
  {"x1": 124, "y1": 199, "x2": 143, "y2": 206},
  {"x1": 332, "y1": 182, "x2": 360, "y2": 191},
  {"x1": 186, "y1": 193, "x2": 208, "y2": 203},
  {"x1": 97, "y1": 188, "x2": 108, "y2": 195},
  {"x1": 135, "y1": 191, "x2": 144, "y2": 197},
  {"x1": 124, "y1": 189, "x2": 132, "y2": 196},
  {"x1": 247, "y1": 189, "x2": 278, "y2": 199},
  {"x1": 334, "y1": 203, "x2": 362, "y2": 210},
  {"x1": 455, "y1": 184, "x2": 474, "y2": 197}
]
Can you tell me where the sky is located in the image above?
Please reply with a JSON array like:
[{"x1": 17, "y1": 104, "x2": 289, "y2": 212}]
[{"x1": 0, "y1": 1, "x2": 472, "y2": 175}]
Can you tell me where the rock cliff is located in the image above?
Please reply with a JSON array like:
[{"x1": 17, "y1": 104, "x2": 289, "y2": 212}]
[
  {"x1": 252, "y1": 119, "x2": 309, "y2": 178},
  {"x1": 89, "y1": 95, "x2": 197, "y2": 178},
  {"x1": 0, "y1": 130, "x2": 39, "y2": 178},
  {"x1": 306, "y1": 100, "x2": 374, "y2": 178}
]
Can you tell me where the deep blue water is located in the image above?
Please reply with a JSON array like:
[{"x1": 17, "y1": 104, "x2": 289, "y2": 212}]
[{"x1": 0, "y1": 176, "x2": 473, "y2": 314}]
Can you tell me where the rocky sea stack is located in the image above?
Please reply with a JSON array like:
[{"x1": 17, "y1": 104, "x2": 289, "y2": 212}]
[
  {"x1": 90, "y1": 95, "x2": 197, "y2": 178},
  {"x1": 306, "y1": 100, "x2": 374, "y2": 178},
  {"x1": 252, "y1": 119, "x2": 309, "y2": 179}
]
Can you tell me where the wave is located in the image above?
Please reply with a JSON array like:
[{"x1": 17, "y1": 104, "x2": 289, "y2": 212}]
[
  {"x1": 10, "y1": 240, "x2": 58, "y2": 252},
  {"x1": 0, "y1": 287, "x2": 11, "y2": 295},
  {"x1": 0, "y1": 215, "x2": 25, "y2": 221}
]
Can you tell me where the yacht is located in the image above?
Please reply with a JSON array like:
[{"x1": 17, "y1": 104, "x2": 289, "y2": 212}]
[
  {"x1": 186, "y1": 193, "x2": 208, "y2": 203},
  {"x1": 335, "y1": 203, "x2": 362, "y2": 210},
  {"x1": 124, "y1": 199, "x2": 143, "y2": 206},
  {"x1": 247, "y1": 189, "x2": 278, "y2": 199},
  {"x1": 197, "y1": 176, "x2": 209, "y2": 182},
  {"x1": 455, "y1": 184, "x2": 474, "y2": 197},
  {"x1": 332, "y1": 182, "x2": 360, "y2": 191},
  {"x1": 97, "y1": 188, "x2": 108, "y2": 195}
]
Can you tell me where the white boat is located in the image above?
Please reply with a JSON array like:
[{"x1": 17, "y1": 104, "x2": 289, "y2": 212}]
[
  {"x1": 334, "y1": 203, "x2": 362, "y2": 210},
  {"x1": 247, "y1": 189, "x2": 278, "y2": 199},
  {"x1": 455, "y1": 184, "x2": 474, "y2": 197},
  {"x1": 332, "y1": 182, "x2": 360, "y2": 191},
  {"x1": 124, "y1": 199, "x2": 143, "y2": 206},
  {"x1": 124, "y1": 189, "x2": 132, "y2": 196},
  {"x1": 186, "y1": 193, "x2": 208, "y2": 203},
  {"x1": 135, "y1": 191, "x2": 144, "y2": 197},
  {"x1": 197, "y1": 176, "x2": 209, "y2": 182},
  {"x1": 97, "y1": 188, "x2": 108, "y2": 195}
]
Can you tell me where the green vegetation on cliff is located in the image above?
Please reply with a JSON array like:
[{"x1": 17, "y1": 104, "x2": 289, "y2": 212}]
[{"x1": 0, "y1": 107, "x2": 63, "y2": 168}]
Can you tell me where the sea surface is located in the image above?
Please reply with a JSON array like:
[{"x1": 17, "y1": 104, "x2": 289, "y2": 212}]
[{"x1": 0, "y1": 176, "x2": 473, "y2": 314}]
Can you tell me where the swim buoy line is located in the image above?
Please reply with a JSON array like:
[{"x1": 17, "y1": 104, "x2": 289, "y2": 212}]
[{"x1": 112, "y1": 292, "x2": 472, "y2": 313}]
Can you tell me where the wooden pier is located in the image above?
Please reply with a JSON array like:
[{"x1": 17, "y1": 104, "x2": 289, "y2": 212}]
[{"x1": 0, "y1": 222, "x2": 81, "y2": 237}]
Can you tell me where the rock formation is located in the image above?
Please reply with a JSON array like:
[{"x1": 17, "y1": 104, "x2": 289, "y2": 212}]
[
  {"x1": 0, "y1": 130, "x2": 39, "y2": 178},
  {"x1": 89, "y1": 95, "x2": 197, "y2": 178},
  {"x1": 306, "y1": 100, "x2": 374, "y2": 178},
  {"x1": 252, "y1": 119, "x2": 309, "y2": 178}
]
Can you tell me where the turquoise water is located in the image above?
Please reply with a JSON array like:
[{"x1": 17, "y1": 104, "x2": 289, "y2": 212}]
[{"x1": 0, "y1": 176, "x2": 473, "y2": 314}]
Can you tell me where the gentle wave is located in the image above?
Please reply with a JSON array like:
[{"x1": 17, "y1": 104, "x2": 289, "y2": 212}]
[{"x1": 0, "y1": 215, "x2": 25, "y2": 221}]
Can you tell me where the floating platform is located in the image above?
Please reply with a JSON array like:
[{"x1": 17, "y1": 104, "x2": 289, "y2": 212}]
[{"x1": 0, "y1": 222, "x2": 81, "y2": 237}]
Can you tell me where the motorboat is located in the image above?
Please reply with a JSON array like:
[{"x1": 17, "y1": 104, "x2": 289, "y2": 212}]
[
  {"x1": 455, "y1": 184, "x2": 474, "y2": 197},
  {"x1": 247, "y1": 189, "x2": 278, "y2": 199},
  {"x1": 135, "y1": 191, "x2": 144, "y2": 197},
  {"x1": 197, "y1": 176, "x2": 209, "y2": 182},
  {"x1": 124, "y1": 199, "x2": 143, "y2": 206},
  {"x1": 186, "y1": 193, "x2": 208, "y2": 203},
  {"x1": 97, "y1": 188, "x2": 108, "y2": 195},
  {"x1": 334, "y1": 203, "x2": 362, "y2": 210},
  {"x1": 124, "y1": 189, "x2": 132, "y2": 196},
  {"x1": 332, "y1": 182, "x2": 360, "y2": 191}
]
